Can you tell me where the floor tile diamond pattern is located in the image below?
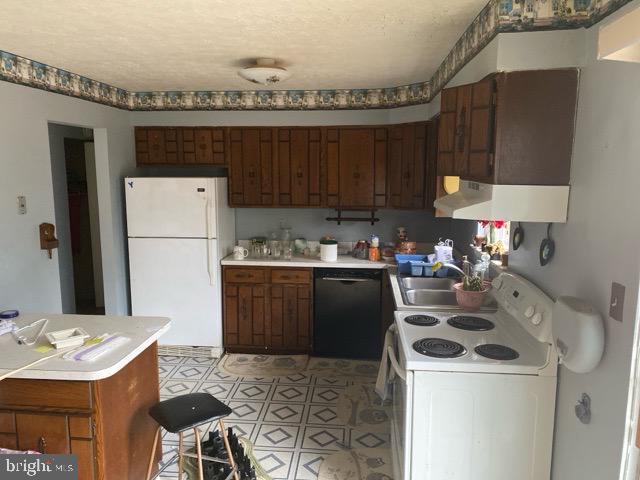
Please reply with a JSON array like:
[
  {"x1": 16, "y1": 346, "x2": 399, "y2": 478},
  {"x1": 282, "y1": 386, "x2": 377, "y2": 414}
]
[{"x1": 159, "y1": 355, "x2": 388, "y2": 479}]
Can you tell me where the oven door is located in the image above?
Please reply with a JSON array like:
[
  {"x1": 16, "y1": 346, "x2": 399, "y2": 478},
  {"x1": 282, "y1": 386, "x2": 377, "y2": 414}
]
[{"x1": 388, "y1": 332, "x2": 413, "y2": 480}]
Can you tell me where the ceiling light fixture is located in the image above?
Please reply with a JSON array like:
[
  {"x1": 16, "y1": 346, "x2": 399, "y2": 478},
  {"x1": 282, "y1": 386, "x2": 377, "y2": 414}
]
[{"x1": 238, "y1": 58, "x2": 291, "y2": 85}]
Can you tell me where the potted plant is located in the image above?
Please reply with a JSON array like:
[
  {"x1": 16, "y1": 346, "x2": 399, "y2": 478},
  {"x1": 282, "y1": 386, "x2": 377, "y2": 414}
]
[{"x1": 432, "y1": 262, "x2": 491, "y2": 311}]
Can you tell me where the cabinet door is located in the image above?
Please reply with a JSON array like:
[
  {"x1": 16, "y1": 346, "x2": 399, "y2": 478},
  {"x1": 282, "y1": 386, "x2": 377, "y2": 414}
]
[
  {"x1": 224, "y1": 284, "x2": 267, "y2": 348},
  {"x1": 71, "y1": 438, "x2": 96, "y2": 480},
  {"x1": 467, "y1": 79, "x2": 496, "y2": 181},
  {"x1": 228, "y1": 128, "x2": 275, "y2": 206},
  {"x1": 135, "y1": 127, "x2": 166, "y2": 165},
  {"x1": 332, "y1": 128, "x2": 386, "y2": 209},
  {"x1": 270, "y1": 284, "x2": 311, "y2": 352},
  {"x1": 277, "y1": 128, "x2": 322, "y2": 206},
  {"x1": 436, "y1": 88, "x2": 458, "y2": 176},
  {"x1": 16, "y1": 413, "x2": 70, "y2": 453},
  {"x1": 388, "y1": 123, "x2": 428, "y2": 209},
  {"x1": 181, "y1": 128, "x2": 225, "y2": 165},
  {"x1": 425, "y1": 119, "x2": 438, "y2": 213}
]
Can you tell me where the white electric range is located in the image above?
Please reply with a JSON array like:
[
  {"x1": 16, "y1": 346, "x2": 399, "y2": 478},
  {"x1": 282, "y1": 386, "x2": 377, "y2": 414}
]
[{"x1": 387, "y1": 272, "x2": 558, "y2": 480}]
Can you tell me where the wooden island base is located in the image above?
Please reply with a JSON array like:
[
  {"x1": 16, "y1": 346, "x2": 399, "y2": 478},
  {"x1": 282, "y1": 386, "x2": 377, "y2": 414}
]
[{"x1": 0, "y1": 343, "x2": 161, "y2": 480}]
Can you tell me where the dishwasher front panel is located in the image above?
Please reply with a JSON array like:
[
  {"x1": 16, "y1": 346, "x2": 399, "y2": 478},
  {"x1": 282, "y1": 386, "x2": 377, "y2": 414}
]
[{"x1": 314, "y1": 268, "x2": 382, "y2": 359}]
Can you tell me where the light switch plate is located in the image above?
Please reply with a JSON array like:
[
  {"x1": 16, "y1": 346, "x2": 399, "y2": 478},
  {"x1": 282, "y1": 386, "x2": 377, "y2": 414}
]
[
  {"x1": 17, "y1": 195, "x2": 26, "y2": 215},
  {"x1": 609, "y1": 282, "x2": 625, "y2": 322}
]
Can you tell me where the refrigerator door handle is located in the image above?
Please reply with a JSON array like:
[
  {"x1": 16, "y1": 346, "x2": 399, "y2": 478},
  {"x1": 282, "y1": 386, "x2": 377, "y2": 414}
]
[
  {"x1": 206, "y1": 239, "x2": 215, "y2": 286},
  {"x1": 205, "y1": 178, "x2": 215, "y2": 239}
]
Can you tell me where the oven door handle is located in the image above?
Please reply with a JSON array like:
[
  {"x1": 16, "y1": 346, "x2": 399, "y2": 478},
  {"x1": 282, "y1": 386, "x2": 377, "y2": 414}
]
[{"x1": 387, "y1": 345, "x2": 406, "y2": 382}]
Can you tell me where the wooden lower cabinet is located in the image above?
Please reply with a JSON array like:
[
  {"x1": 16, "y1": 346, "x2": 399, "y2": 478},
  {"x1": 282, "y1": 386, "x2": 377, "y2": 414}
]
[
  {"x1": 223, "y1": 267, "x2": 313, "y2": 353},
  {"x1": 0, "y1": 344, "x2": 161, "y2": 480}
]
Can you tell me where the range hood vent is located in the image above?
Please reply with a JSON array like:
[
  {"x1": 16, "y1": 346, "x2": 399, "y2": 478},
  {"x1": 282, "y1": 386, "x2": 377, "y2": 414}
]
[{"x1": 434, "y1": 180, "x2": 570, "y2": 223}]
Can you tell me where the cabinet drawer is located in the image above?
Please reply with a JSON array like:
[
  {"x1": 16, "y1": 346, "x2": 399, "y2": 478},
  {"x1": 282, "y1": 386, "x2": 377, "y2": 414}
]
[
  {"x1": 271, "y1": 269, "x2": 311, "y2": 284},
  {"x1": 0, "y1": 380, "x2": 92, "y2": 411},
  {"x1": 224, "y1": 268, "x2": 266, "y2": 284}
]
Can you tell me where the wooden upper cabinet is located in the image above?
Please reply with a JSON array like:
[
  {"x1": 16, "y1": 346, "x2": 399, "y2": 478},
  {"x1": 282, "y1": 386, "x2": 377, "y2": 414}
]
[
  {"x1": 135, "y1": 127, "x2": 178, "y2": 165},
  {"x1": 388, "y1": 122, "x2": 429, "y2": 209},
  {"x1": 181, "y1": 127, "x2": 225, "y2": 165},
  {"x1": 135, "y1": 126, "x2": 225, "y2": 166},
  {"x1": 436, "y1": 69, "x2": 578, "y2": 185},
  {"x1": 326, "y1": 127, "x2": 387, "y2": 209},
  {"x1": 277, "y1": 128, "x2": 322, "y2": 206},
  {"x1": 228, "y1": 128, "x2": 275, "y2": 206}
]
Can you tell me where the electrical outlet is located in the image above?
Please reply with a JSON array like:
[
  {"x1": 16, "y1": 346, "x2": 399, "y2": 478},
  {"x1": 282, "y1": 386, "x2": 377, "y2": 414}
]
[
  {"x1": 17, "y1": 196, "x2": 26, "y2": 215},
  {"x1": 609, "y1": 282, "x2": 625, "y2": 322}
]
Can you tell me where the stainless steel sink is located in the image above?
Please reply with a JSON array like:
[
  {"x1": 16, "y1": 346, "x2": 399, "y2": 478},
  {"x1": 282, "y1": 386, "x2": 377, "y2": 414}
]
[
  {"x1": 400, "y1": 277, "x2": 457, "y2": 290},
  {"x1": 404, "y1": 289, "x2": 458, "y2": 306},
  {"x1": 397, "y1": 275, "x2": 497, "y2": 311}
]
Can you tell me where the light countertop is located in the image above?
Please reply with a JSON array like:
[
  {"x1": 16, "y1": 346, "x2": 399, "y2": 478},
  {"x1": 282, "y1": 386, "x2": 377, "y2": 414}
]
[
  {"x1": 0, "y1": 313, "x2": 170, "y2": 381},
  {"x1": 221, "y1": 254, "x2": 392, "y2": 269}
]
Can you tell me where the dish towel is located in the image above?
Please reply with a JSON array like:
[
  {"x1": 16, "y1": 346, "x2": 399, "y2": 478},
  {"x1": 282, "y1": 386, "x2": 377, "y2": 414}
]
[{"x1": 375, "y1": 324, "x2": 396, "y2": 401}]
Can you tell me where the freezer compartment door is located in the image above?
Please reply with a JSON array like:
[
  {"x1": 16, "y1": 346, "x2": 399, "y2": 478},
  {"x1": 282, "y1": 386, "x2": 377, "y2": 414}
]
[
  {"x1": 125, "y1": 177, "x2": 218, "y2": 238},
  {"x1": 129, "y1": 238, "x2": 221, "y2": 347}
]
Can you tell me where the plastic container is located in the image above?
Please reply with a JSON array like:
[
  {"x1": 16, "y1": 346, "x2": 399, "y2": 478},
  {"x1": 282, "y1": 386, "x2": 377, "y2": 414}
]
[
  {"x1": 45, "y1": 327, "x2": 90, "y2": 349},
  {"x1": 320, "y1": 239, "x2": 338, "y2": 262},
  {"x1": 409, "y1": 261, "x2": 424, "y2": 276},
  {"x1": 395, "y1": 254, "x2": 449, "y2": 277}
]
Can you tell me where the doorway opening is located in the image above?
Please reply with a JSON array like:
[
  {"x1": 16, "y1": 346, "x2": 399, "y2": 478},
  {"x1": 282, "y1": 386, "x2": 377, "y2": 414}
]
[{"x1": 49, "y1": 124, "x2": 104, "y2": 314}]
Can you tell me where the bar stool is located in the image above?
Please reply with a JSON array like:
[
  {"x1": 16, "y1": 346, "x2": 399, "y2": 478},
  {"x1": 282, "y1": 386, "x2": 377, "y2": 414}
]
[{"x1": 146, "y1": 392, "x2": 240, "y2": 480}]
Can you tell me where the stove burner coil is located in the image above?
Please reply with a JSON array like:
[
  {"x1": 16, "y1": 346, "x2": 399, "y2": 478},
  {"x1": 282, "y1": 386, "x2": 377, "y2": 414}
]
[
  {"x1": 447, "y1": 316, "x2": 495, "y2": 331},
  {"x1": 475, "y1": 344, "x2": 520, "y2": 361},
  {"x1": 404, "y1": 315, "x2": 440, "y2": 327},
  {"x1": 413, "y1": 338, "x2": 466, "y2": 358}
]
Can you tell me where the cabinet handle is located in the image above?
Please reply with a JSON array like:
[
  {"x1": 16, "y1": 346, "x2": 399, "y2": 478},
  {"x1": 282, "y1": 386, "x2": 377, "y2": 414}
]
[
  {"x1": 199, "y1": 144, "x2": 206, "y2": 150},
  {"x1": 38, "y1": 436, "x2": 46, "y2": 454},
  {"x1": 353, "y1": 172, "x2": 360, "y2": 179},
  {"x1": 296, "y1": 169, "x2": 303, "y2": 178}
]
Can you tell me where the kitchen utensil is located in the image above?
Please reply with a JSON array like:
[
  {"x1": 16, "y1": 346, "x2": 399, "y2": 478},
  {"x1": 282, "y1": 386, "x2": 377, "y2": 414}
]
[
  {"x1": 512, "y1": 222, "x2": 525, "y2": 251},
  {"x1": 320, "y1": 239, "x2": 338, "y2": 262},
  {"x1": 539, "y1": 223, "x2": 555, "y2": 266},
  {"x1": 233, "y1": 246, "x2": 249, "y2": 260}
]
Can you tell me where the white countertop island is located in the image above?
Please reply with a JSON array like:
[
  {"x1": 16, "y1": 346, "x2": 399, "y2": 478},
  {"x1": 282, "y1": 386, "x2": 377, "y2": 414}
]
[{"x1": 0, "y1": 313, "x2": 170, "y2": 381}]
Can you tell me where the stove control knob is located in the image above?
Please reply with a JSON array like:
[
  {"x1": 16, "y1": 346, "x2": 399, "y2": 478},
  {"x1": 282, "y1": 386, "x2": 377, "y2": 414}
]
[
  {"x1": 524, "y1": 306, "x2": 535, "y2": 318},
  {"x1": 532, "y1": 312, "x2": 543, "y2": 325}
]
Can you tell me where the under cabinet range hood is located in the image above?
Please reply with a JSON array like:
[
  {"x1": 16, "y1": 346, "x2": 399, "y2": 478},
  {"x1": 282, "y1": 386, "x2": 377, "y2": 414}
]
[{"x1": 434, "y1": 180, "x2": 570, "y2": 223}]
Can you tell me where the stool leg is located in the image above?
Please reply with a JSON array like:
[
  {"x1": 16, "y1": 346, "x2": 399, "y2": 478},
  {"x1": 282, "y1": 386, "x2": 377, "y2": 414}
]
[
  {"x1": 194, "y1": 427, "x2": 204, "y2": 480},
  {"x1": 177, "y1": 431, "x2": 183, "y2": 480},
  {"x1": 146, "y1": 427, "x2": 161, "y2": 480},
  {"x1": 219, "y1": 419, "x2": 240, "y2": 480}
]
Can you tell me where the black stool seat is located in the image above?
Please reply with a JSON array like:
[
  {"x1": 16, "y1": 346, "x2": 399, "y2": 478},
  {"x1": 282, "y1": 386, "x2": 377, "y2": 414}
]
[{"x1": 149, "y1": 393, "x2": 232, "y2": 433}]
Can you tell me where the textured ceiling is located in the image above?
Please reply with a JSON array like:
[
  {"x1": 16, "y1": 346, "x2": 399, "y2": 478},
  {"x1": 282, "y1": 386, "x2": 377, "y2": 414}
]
[{"x1": 0, "y1": 0, "x2": 487, "y2": 92}]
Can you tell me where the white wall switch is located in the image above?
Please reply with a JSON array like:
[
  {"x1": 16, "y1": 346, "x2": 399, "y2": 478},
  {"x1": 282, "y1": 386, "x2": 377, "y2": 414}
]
[
  {"x1": 17, "y1": 196, "x2": 26, "y2": 215},
  {"x1": 609, "y1": 282, "x2": 625, "y2": 322}
]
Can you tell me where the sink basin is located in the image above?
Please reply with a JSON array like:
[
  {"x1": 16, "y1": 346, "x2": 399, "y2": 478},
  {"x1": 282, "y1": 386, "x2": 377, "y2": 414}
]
[
  {"x1": 400, "y1": 277, "x2": 458, "y2": 290},
  {"x1": 404, "y1": 289, "x2": 458, "y2": 306}
]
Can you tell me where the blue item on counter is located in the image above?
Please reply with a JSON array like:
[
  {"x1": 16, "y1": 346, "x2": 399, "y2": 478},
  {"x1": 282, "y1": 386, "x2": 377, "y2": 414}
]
[
  {"x1": 0, "y1": 310, "x2": 19, "y2": 319},
  {"x1": 395, "y1": 254, "x2": 449, "y2": 277},
  {"x1": 409, "y1": 261, "x2": 424, "y2": 276}
]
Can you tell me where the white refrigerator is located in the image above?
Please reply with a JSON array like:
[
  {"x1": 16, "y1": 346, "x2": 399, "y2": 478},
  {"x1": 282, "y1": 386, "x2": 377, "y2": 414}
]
[{"x1": 125, "y1": 177, "x2": 235, "y2": 355}]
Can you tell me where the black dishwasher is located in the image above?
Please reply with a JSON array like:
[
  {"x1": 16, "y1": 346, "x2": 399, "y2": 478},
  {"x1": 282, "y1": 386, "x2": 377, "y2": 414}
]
[{"x1": 314, "y1": 268, "x2": 382, "y2": 359}]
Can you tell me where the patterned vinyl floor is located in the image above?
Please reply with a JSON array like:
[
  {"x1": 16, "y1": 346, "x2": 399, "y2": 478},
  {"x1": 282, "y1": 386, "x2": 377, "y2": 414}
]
[{"x1": 157, "y1": 355, "x2": 391, "y2": 480}]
